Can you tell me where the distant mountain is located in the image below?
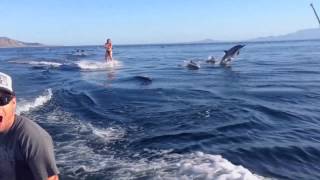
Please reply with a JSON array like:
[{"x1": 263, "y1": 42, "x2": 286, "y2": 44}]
[
  {"x1": 189, "y1": 38, "x2": 220, "y2": 44},
  {"x1": 250, "y1": 28, "x2": 320, "y2": 42},
  {"x1": 0, "y1": 37, "x2": 44, "y2": 48}
]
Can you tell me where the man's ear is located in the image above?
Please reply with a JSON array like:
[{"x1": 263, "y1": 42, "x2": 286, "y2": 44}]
[{"x1": 12, "y1": 97, "x2": 16, "y2": 105}]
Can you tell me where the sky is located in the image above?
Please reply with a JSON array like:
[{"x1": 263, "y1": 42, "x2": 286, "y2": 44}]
[{"x1": 0, "y1": 0, "x2": 318, "y2": 45}]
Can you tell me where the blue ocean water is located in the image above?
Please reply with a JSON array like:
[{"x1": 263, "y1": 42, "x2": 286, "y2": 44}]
[{"x1": 1, "y1": 40, "x2": 320, "y2": 180}]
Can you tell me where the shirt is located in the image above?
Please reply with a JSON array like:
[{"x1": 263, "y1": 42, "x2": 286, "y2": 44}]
[{"x1": 0, "y1": 115, "x2": 59, "y2": 180}]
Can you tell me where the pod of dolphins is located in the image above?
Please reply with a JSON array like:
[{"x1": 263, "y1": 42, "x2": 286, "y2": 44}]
[
  {"x1": 187, "y1": 44, "x2": 246, "y2": 69},
  {"x1": 131, "y1": 44, "x2": 246, "y2": 85}
]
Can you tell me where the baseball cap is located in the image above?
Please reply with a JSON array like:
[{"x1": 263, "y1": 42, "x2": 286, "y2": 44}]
[{"x1": 0, "y1": 72, "x2": 13, "y2": 94}]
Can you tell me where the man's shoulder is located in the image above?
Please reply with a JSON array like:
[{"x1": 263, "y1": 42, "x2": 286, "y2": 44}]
[
  {"x1": 16, "y1": 115, "x2": 45, "y2": 131},
  {"x1": 15, "y1": 115, "x2": 54, "y2": 158},
  {"x1": 15, "y1": 115, "x2": 52, "y2": 142}
]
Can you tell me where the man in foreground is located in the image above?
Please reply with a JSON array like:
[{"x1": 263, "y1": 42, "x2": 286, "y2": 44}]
[{"x1": 0, "y1": 72, "x2": 59, "y2": 180}]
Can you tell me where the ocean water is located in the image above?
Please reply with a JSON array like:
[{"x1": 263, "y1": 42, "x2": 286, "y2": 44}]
[{"x1": 1, "y1": 40, "x2": 320, "y2": 180}]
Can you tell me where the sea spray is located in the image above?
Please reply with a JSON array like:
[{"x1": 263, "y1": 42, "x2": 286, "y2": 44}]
[
  {"x1": 17, "y1": 89, "x2": 53, "y2": 115},
  {"x1": 76, "y1": 60, "x2": 122, "y2": 70}
]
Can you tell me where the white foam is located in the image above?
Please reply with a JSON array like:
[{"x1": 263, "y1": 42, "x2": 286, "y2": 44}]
[
  {"x1": 9, "y1": 60, "x2": 62, "y2": 67},
  {"x1": 89, "y1": 124, "x2": 126, "y2": 142},
  {"x1": 57, "y1": 145, "x2": 269, "y2": 179},
  {"x1": 42, "y1": 111, "x2": 268, "y2": 179},
  {"x1": 29, "y1": 61, "x2": 62, "y2": 67},
  {"x1": 16, "y1": 89, "x2": 53, "y2": 115},
  {"x1": 53, "y1": 118, "x2": 128, "y2": 174},
  {"x1": 112, "y1": 151, "x2": 268, "y2": 180},
  {"x1": 176, "y1": 152, "x2": 264, "y2": 180},
  {"x1": 8, "y1": 60, "x2": 28, "y2": 64},
  {"x1": 76, "y1": 60, "x2": 122, "y2": 70}
]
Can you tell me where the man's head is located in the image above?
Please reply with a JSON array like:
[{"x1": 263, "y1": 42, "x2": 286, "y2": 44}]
[{"x1": 0, "y1": 72, "x2": 16, "y2": 133}]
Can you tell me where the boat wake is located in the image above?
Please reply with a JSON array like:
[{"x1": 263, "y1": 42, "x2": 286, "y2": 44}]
[
  {"x1": 17, "y1": 89, "x2": 53, "y2": 115},
  {"x1": 9, "y1": 60, "x2": 122, "y2": 71}
]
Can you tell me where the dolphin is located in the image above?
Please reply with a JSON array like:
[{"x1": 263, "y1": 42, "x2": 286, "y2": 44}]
[
  {"x1": 133, "y1": 75, "x2": 152, "y2": 85},
  {"x1": 220, "y1": 45, "x2": 245, "y2": 65},
  {"x1": 187, "y1": 60, "x2": 200, "y2": 70}
]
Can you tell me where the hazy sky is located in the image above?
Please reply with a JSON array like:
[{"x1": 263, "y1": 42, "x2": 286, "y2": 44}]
[{"x1": 0, "y1": 0, "x2": 318, "y2": 45}]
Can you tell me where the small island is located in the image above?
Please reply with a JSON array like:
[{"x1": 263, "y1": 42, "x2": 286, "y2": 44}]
[{"x1": 0, "y1": 37, "x2": 44, "y2": 48}]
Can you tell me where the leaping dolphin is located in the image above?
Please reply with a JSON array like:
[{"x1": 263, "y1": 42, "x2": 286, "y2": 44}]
[{"x1": 220, "y1": 45, "x2": 245, "y2": 65}]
